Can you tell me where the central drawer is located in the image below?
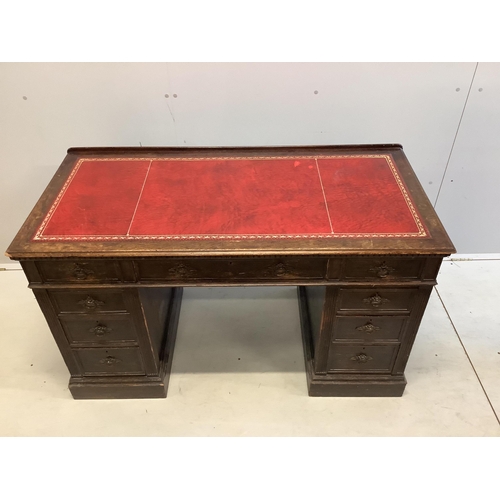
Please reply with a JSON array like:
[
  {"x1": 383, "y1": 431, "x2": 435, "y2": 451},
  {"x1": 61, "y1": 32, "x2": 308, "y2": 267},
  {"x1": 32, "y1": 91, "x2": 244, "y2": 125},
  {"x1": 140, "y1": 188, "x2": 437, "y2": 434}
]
[{"x1": 136, "y1": 257, "x2": 328, "y2": 282}]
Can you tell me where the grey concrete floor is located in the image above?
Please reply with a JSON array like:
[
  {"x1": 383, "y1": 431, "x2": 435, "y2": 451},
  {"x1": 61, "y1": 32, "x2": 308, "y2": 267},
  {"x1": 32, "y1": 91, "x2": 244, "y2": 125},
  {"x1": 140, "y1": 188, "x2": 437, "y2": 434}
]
[{"x1": 1, "y1": 259, "x2": 499, "y2": 436}]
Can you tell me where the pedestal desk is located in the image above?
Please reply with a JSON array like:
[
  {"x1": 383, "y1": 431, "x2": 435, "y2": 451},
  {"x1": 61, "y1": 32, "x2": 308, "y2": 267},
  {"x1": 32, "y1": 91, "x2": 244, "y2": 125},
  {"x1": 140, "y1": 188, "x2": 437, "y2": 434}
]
[{"x1": 6, "y1": 145, "x2": 455, "y2": 399}]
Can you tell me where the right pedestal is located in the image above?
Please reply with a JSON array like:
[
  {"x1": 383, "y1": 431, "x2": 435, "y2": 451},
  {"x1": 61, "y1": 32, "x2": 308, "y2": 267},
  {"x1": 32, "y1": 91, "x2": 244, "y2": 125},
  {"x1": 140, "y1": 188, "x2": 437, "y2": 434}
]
[{"x1": 298, "y1": 283, "x2": 433, "y2": 397}]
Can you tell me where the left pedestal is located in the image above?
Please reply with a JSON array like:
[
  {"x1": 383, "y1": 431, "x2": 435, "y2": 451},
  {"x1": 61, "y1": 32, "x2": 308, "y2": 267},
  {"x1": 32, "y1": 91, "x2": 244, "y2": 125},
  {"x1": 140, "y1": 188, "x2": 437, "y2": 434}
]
[{"x1": 31, "y1": 285, "x2": 183, "y2": 399}]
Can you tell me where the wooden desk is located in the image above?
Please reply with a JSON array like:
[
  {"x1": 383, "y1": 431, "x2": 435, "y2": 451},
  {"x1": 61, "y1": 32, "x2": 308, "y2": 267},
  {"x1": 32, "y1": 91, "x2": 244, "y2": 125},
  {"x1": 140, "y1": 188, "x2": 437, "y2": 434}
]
[{"x1": 6, "y1": 145, "x2": 455, "y2": 399}]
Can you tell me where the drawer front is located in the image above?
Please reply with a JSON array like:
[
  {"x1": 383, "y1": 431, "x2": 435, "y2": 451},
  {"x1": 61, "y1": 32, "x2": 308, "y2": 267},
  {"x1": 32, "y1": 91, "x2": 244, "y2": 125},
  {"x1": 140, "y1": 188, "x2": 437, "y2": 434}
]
[
  {"x1": 59, "y1": 315, "x2": 138, "y2": 345},
  {"x1": 74, "y1": 347, "x2": 145, "y2": 376},
  {"x1": 136, "y1": 257, "x2": 327, "y2": 282},
  {"x1": 332, "y1": 316, "x2": 406, "y2": 342},
  {"x1": 339, "y1": 257, "x2": 425, "y2": 281},
  {"x1": 337, "y1": 288, "x2": 416, "y2": 313},
  {"x1": 327, "y1": 344, "x2": 400, "y2": 373},
  {"x1": 37, "y1": 260, "x2": 122, "y2": 283},
  {"x1": 48, "y1": 290, "x2": 128, "y2": 313}
]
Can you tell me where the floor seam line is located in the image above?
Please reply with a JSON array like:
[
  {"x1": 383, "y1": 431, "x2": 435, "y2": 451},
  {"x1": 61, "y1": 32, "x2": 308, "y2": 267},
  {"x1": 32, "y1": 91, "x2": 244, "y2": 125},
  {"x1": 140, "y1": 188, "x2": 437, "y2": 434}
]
[
  {"x1": 448, "y1": 258, "x2": 500, "y2": 262},
  {"x1": 435, "y1": 287, "x2": 500, "y2": 426}
]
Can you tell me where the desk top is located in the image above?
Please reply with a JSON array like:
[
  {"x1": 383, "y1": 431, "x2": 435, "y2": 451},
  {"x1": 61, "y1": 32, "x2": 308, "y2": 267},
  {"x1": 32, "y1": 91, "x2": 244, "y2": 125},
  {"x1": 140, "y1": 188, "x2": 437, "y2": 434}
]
[{"x1": 6, "y1": 145, "x2": 455, "y2": 258}]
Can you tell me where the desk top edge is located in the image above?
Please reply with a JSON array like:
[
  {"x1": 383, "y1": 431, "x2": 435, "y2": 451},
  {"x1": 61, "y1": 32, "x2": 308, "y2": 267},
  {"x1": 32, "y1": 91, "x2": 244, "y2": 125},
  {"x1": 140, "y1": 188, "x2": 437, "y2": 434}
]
[
  {"x1": 6, "y1": 144, "x2": 456, "y2": 259},
  {"x1": 66, "y1": 144, "x2": 405, "y2": 155}
]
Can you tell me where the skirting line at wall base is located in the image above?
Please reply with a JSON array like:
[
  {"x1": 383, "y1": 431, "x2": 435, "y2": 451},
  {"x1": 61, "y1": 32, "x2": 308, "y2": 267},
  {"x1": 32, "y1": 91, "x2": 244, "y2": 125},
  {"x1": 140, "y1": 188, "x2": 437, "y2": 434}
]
[
  {"x1": 1, "y1": 263, "x2": 22, "y2": 270},
  {"x1": 445, "y1": 253, "x2": 500, "y2": 261}
]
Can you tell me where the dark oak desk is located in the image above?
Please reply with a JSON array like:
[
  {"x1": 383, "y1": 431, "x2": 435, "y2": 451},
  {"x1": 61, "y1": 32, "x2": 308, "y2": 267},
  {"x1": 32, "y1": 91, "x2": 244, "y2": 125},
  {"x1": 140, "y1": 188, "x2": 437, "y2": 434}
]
[{"x1": 6, "y1": 145, "x2": 455, "y2": 399}]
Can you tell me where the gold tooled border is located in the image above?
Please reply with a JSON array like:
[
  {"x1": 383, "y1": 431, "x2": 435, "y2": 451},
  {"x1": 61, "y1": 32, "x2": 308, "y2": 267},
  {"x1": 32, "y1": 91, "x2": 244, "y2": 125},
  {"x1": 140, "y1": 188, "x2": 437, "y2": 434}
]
[{"x1": 33, "y1": 155, "x2": 428, "y2": 241}]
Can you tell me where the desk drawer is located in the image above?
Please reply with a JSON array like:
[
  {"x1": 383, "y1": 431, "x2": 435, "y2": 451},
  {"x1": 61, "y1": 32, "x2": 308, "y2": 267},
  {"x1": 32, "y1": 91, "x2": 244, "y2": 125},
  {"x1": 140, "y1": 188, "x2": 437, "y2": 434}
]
[
  {"x1": 327, "y1": 343, "x2": 400, "y2": 373},
  {"x1": 48, "y1": 290, "x2": 128, "y2": 314},
  {"x1": 59, "y1": 314, "x2": 138, "y2": 345},
  {"x1": 37, "y1": 260, "x2": 122, "y2": 283},
  {"x1": 136, "y1": 257, "x2": 327, "y2": 282},
  {"x1": 332, "y1": 316, "x2": 406, "y2": 342},
  {"x1": 74, "y1": 347, "x2": 145, "y2": 376},
  {"x1": 339, "y1": 257, "x2": 424, "y2": 281},
  {"x1": 336, "y1": 288, "x2": 416, "y2": 313}
]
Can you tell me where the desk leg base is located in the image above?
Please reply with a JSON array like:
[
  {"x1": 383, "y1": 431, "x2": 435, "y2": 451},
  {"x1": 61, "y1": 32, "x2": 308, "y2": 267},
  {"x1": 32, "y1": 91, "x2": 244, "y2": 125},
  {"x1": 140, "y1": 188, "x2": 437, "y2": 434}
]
[
  {"x1": 69, "y1": 378, "x2": 167, "y2": 399},
  {"x1": 305, "y1": 376, "x2": 407, "y2": 397},
  {"x1": 298, "y1": 286, "x2": 407, "y2": 397},
  {"x1": 68, "y1": 287, "x2": 183, "y2": 400}
]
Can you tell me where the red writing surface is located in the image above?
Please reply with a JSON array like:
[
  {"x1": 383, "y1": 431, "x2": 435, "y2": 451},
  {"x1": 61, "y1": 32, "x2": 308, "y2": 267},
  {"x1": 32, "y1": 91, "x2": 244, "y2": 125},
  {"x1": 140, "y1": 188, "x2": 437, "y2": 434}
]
[{"x1": 34, "y1": 155, "x2": 425, "y2": 241}]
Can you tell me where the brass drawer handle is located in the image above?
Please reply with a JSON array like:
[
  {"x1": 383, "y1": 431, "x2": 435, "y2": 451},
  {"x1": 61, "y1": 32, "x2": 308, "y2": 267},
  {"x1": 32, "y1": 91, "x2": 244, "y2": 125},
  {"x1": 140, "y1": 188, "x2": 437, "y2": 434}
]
[
  {"x1": 89, "y1": 324, "x2": 112, "y2": 337},
  {"x1": 350, "y1": 353, "x2": 373, "y2": 363},
  {"x1": 274, "y1": 263, "x2": 288, "y2": 277},
  {"x1": 355, "y1": 321, "x2": 380, "y2": 334},
  {"x1": 100, "y1": 356, "x2": 121, "y2": 366},
  {"x1": 72, "y1": 263, "x2": 95, "y2": 280},
  {"x1": 369, "y1": 262, "x2": 395, "y2": 278},
  {"x1": 263, "y1": 262, "x2": 291, "y2": 277},
  {"x1": 77, "y1": 296, "x2": 105, "y2": 310},
  {"x1": 168, "y1": 263, "x2": 196, "y2": 278},
  {"x1": 363, "y1": 293, "x2": 389, "y2": 308}
]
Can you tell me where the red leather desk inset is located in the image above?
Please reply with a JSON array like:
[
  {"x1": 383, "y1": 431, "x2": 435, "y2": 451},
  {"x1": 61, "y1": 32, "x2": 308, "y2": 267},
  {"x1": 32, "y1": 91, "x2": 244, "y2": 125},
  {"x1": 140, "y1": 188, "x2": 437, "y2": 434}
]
[
  {"x1": 36, "y1": 154, "x2": 425, "y2": 240},
  {"x1": 7, "y1": 145, "x2": 455, "y2": 399}
]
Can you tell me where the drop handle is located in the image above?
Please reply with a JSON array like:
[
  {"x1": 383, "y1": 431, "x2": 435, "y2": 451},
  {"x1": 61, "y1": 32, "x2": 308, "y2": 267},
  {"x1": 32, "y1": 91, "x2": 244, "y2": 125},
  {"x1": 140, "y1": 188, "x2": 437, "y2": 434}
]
[
  {"x1": 355, "y1": 321, "x2": 380, "y2": 334},
  {"x1": 72, "y1": 263, "x2": 94, "y2": 280},
  {"x1": 100, "y1": 356, "x2": 121, "y2": 366},
  {"x1": 369, "y1": 262, "x2": 395, "y2": 278},
  {"x1": 89, "y1": 324, "x2": 112, "y2": 337},
  {"x1": 363, "y1": 293, "x2": 389, "y2": 308},
  {"x1": 77, "y1": 296, "x2": 105, "y2": 310},
  {"x1": 350, "y1": 353, "x2": 373, "y2": 363},
  {"x1": 263, "y1": 262, "x2": 290, "y2": 277}
]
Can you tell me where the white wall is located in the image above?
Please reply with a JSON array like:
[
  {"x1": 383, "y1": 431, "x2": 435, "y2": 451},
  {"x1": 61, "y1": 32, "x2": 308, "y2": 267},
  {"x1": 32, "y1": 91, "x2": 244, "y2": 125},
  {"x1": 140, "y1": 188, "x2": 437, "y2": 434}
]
[
  {"x1": 435, "y1": 62, "x2": 500, "y2": 253},
  {"x1": 0, "y1": 62, "x2": 495, "y2": 262}
]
